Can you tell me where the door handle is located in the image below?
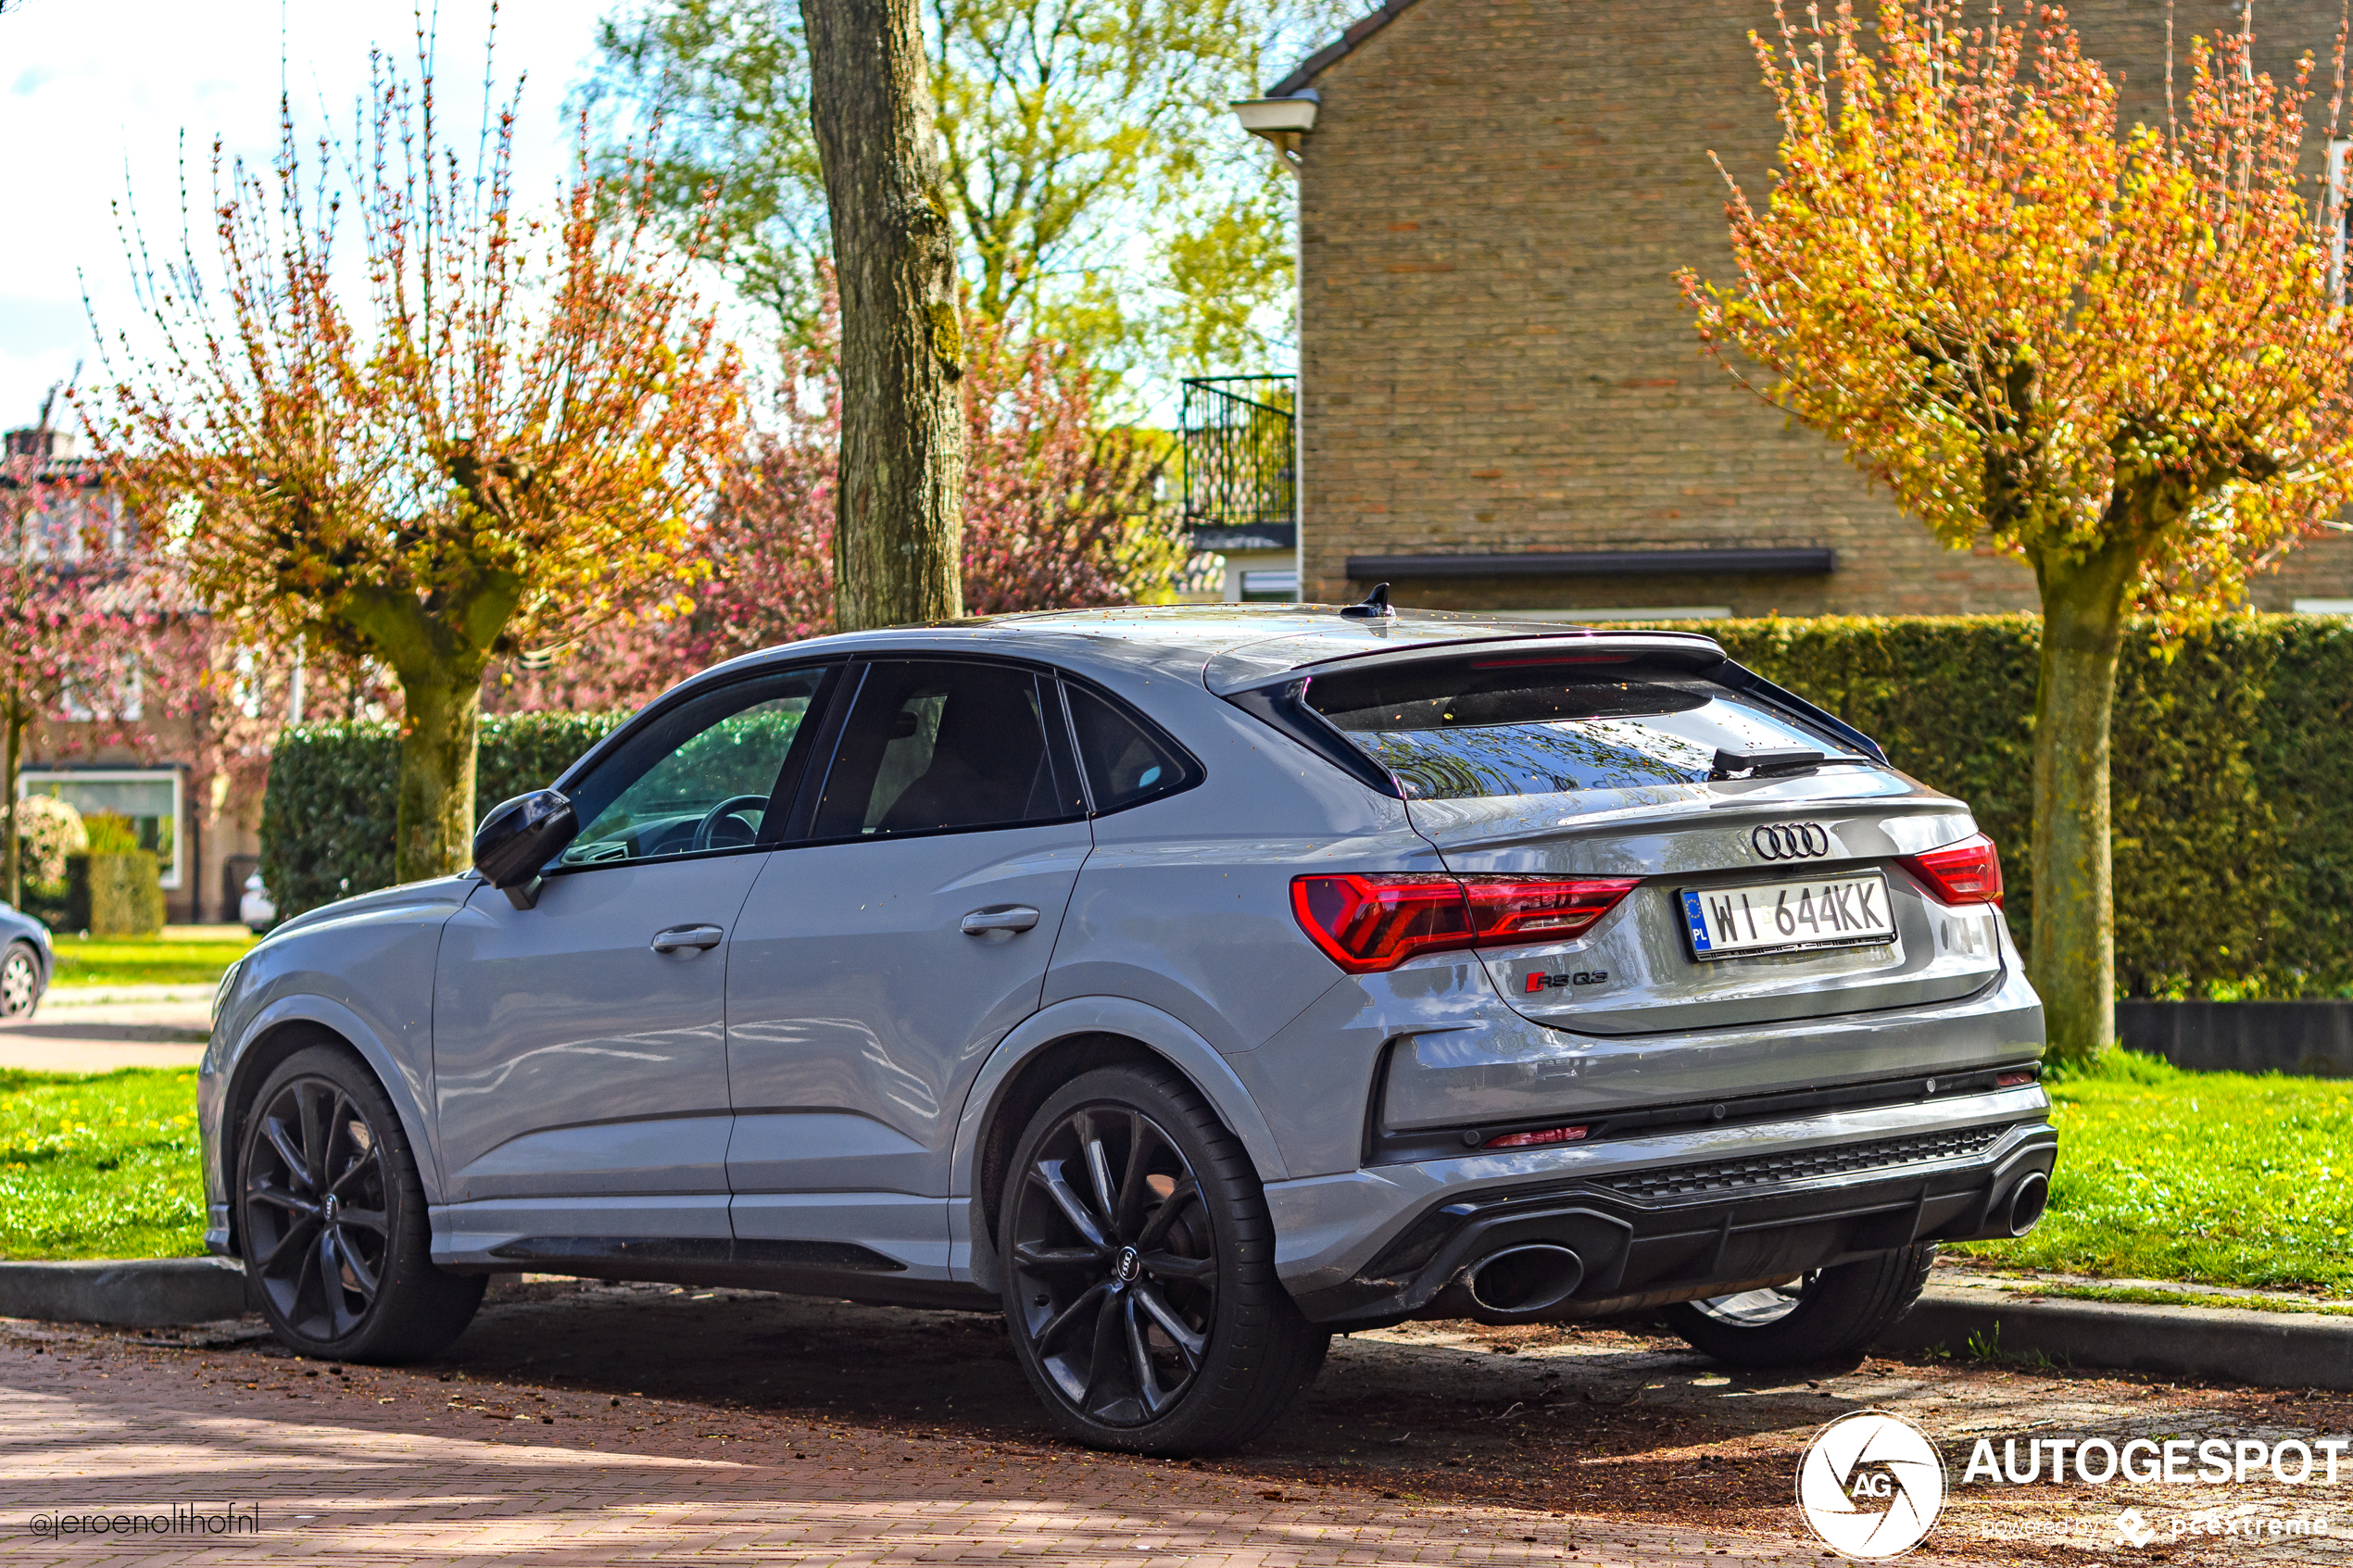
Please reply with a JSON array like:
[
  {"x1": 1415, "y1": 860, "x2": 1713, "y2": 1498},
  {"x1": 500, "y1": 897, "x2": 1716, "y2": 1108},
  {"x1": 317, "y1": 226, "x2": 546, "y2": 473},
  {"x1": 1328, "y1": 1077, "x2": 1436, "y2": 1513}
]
[
  {"x1": 961, "y1": 906, "x2": 1040, "y2": 937},
  {"x1": 649, "y1": 924, "x2": 726, "y2": 954}
]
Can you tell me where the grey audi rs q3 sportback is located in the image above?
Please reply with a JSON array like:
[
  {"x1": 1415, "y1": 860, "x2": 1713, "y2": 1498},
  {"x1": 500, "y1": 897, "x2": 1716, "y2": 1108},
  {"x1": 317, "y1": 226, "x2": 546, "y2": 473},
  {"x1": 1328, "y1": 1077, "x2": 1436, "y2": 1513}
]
[{"x1": 201, "y1": 603, "x2": 2054, "y2": 1453}]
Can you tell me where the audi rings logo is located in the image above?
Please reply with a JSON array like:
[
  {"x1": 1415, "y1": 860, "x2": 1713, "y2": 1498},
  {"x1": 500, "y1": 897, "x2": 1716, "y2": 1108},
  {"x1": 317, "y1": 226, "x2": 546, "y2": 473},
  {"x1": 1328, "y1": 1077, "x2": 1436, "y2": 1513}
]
[
  {"x1": 1753, "y1": 822, "x2": 1832, "y2": 860},
  {"x1": 1796, "y1": 1411, "x2": 1947, "y2": 1560}
]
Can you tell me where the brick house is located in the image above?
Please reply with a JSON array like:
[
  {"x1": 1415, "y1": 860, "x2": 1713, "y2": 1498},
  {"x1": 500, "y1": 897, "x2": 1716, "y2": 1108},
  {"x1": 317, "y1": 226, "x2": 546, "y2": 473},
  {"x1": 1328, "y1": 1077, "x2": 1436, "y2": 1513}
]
[
  {"x1": 1238, "y1": 0, "x2": 2353, "y2": 618},
  {"x1": 5, "y1": 424, "x2": 264, "y2": 925}
]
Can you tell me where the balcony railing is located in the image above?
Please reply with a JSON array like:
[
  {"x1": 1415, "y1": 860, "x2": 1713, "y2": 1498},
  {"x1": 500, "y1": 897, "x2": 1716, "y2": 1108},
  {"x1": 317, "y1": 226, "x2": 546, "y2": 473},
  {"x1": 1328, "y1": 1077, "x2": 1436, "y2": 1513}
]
[{"x1": 1180, "y1": 375, "x2": 1294, "y2": 550}]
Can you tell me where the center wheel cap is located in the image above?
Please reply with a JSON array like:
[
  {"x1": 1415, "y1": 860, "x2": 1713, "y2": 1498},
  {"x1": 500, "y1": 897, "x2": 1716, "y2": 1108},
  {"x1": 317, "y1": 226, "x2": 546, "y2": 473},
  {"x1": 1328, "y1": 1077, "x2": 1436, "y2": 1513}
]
[
  {"x1": 1114, "y1": 1246, "x2": 1141, "y2": 1284},
  {"x1": 322, "y1": 1194, "x2": 339, "y2": 1221}
]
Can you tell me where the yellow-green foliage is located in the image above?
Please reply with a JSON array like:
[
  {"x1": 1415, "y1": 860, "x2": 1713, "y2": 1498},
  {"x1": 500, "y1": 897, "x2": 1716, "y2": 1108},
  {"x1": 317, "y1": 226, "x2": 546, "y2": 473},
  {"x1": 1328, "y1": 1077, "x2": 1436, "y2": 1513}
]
[{"x1": 0, "y1": 1068, "x2": 206, "y2": 1261}]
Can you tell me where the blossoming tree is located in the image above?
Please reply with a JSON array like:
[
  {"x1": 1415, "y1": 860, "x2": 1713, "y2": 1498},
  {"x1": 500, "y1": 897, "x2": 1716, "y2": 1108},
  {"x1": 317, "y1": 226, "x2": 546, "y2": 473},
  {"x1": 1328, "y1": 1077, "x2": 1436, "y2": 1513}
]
[
  {"x1": 1681, "y1": 2, "x2": 2353, "y2": 1059},
  {"x1": 91, "y1": 29, "x2": 743, "y2": 883}
]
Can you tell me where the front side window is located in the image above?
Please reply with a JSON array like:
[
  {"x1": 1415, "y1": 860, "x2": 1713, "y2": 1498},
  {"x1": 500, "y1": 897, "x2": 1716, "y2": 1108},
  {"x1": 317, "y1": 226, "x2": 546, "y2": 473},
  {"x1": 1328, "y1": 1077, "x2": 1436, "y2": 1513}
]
[
  {"x1": 558, "y1": 668, "x2": 829, "y2": 867},
  {"x1": 811, "y1": 660, "x2": 1084, "y2": 838},
  {"x1": 1306, "y1": 656, "x2": 1864, "y2": 801}
]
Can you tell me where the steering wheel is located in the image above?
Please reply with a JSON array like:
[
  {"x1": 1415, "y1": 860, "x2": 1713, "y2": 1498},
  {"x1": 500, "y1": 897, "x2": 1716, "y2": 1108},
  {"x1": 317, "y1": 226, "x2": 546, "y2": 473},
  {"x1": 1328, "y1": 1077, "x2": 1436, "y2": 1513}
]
[{"x1": 689, "y1": 794, "x2": 771, "y2": 853}]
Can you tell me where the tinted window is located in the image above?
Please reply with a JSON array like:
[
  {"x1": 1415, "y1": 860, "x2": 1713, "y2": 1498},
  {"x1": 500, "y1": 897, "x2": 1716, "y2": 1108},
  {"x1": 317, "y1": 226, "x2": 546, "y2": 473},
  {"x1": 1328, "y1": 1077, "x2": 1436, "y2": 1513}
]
[
  {"x1": 812, "y1": 661, "x2": 1083, "y2": 837},
  {"x1": 1306, "y1": 657, "x2": 1861, "y2": 801},
  {"x1": 559, "y1": 669, "x2": 827, "y2": 866},
  {"x1": 1065, "y1": 684, "x2": 1190, "y2": 812}
]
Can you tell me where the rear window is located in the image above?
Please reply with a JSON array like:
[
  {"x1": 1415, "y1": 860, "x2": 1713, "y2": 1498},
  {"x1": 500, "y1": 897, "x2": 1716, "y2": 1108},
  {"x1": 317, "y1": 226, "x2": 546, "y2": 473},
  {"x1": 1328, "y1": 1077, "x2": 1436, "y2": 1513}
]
[{"x1": 1303, "y1": 657, "x2": 1863, "y2": 801}]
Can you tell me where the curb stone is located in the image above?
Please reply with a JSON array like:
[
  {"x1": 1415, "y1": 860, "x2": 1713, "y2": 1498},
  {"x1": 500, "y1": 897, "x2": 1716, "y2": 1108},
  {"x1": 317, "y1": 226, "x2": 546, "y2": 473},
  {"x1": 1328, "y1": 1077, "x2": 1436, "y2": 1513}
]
[
  {"x1": 1878, "y1": 1284, "x2": 2353, "y2": 1389},
  {"x1": 0, "y1": 1258, "x2": 251, "y2": 1327}
]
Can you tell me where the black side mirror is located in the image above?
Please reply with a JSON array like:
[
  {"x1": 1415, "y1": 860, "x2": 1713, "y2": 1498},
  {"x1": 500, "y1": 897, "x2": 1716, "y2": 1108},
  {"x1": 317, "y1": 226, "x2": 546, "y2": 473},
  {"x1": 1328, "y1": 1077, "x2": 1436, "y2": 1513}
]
[{"x1": 472, "y1": 789, "x2": 577, "y2": 909}]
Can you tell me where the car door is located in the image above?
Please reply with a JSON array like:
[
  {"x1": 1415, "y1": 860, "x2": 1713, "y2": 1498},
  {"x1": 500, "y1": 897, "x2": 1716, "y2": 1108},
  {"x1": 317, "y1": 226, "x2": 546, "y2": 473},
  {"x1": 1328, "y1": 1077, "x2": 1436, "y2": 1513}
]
[
  {"x1": 432, "y1": 665, "x2": 837, "y2": 1252},
  {"x1": 724, "y1": 658, "x2": 1092, "y2": 1275}
]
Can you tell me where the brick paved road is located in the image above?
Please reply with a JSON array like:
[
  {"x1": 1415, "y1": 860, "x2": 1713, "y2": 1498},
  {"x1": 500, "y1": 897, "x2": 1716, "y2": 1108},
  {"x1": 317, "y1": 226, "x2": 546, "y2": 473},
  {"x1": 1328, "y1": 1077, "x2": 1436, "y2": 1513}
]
[{"x1": 2, "y1": 1278, "x2": 2347, "y2": 1564}]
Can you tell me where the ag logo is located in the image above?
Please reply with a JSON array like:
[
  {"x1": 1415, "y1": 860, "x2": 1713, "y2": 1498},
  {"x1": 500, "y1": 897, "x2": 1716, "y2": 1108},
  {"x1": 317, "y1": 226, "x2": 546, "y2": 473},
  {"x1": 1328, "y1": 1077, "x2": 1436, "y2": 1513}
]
[{"x1": 1795, "y1": 1410, "x2": 1946, "y2": 1559}]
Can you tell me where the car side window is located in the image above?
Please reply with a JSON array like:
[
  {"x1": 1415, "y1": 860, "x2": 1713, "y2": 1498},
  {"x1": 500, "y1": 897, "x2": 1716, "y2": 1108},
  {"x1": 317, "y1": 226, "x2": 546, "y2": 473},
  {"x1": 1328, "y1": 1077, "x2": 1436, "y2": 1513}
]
[
  {"x1": 810, "y1": 660, "x2": 1084, "y2": 838},
  {"x1": 556, "y1": 667, "x2": 832, "y2": 869},
  {"x1": 1063, "y1": 683, "x2": 1193, "y2": 813}
]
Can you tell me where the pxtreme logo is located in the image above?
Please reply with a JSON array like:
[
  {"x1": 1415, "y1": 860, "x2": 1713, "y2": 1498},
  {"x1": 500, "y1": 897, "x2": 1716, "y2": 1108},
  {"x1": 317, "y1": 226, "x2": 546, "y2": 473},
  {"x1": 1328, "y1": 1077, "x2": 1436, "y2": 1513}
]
[{"x1": 1796, "y1": 1411, "x2": 1947, "y2": 1560}]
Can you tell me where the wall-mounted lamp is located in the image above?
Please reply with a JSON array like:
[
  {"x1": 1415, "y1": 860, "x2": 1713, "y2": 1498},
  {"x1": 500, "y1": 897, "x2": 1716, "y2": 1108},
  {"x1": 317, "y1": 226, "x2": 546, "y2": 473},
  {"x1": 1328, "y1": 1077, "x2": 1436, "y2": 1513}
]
[{"x1": 1231, "y1": 91, "x2": 1320, "y2": 163}]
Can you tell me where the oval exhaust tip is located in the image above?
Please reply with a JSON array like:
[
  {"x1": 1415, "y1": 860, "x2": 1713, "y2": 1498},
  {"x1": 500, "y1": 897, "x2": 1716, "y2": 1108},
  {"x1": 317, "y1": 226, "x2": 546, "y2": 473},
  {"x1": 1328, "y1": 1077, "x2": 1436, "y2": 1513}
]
[
  {"x1": 2006, "y1": 1171, "x2": 2050, "y2": 1236},
  {"x1": 1465, "y1": 1243, "x2": 1585, "y2": 1317}
]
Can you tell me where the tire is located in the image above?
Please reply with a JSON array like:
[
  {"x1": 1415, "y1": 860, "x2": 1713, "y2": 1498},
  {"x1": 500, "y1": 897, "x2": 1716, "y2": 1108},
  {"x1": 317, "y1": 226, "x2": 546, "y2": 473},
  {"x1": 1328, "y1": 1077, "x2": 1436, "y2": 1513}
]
[
  {"x1": 1, "y1": 942, "x2": 39, "y2": 1020},
  {"x1": 236, "y1": 1044, "x2": 484, "y2": 1361},
  {"x1": 1661, "y1": 1244, "x2": 1936, "y2": 1369},
  {"x1": 997, "y1": 1063, "x2": 1328, "y2": 1454}
]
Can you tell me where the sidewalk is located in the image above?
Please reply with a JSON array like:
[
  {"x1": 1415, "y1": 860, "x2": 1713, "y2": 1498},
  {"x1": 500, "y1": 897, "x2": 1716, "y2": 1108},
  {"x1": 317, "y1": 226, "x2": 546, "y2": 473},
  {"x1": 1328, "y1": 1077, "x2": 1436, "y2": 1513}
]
[{"x1": 0, "y1": 985, "x2": 210, "y2": 1073}]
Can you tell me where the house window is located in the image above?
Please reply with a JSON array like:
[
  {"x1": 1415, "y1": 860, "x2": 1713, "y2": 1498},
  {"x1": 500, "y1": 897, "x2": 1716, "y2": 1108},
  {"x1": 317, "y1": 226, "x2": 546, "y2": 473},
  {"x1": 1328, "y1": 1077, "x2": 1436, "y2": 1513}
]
[
  {"x1": 17, "y1": 770, "x2": 184, "y2": 890},
  {"x1": 1239, "y1": 570, "x2": 1300, "y2": 602}
]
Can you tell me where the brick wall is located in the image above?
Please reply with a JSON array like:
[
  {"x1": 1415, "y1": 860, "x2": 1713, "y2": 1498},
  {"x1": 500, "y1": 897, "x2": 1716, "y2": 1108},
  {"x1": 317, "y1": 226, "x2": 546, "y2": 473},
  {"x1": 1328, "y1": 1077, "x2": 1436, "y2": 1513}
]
[{"x1": 1293, "y1": 0, "x2": 2353, "y2": 613}]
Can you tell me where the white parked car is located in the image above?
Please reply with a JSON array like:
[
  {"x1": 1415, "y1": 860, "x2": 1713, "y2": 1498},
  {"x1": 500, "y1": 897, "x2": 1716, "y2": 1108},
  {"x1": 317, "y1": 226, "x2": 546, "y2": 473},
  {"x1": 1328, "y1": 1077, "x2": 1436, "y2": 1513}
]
[{"x1": 239, "y1": 872, "x2": 277, "y2": 934}]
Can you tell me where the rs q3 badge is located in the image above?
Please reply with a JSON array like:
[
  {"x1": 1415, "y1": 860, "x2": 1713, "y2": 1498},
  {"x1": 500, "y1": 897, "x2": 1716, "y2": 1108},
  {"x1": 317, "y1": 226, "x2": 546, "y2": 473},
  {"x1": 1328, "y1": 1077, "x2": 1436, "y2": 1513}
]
[{"x1": 1526, "y1": 971, "x2": 1608, "y2": 993}]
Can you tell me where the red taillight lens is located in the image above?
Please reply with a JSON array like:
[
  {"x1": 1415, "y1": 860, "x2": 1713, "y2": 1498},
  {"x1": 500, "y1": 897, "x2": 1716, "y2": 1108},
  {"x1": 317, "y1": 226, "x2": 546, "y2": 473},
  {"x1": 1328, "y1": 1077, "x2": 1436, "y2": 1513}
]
[
  {"x1": 1485, "y1": 1124, "x2": 1588, "y2": 1149},
  {"x1": 1459, "y1": 876, "x2": 1642, "y2": 945},
  {"x1": 1903, "y1": 833, "x2": 2005, "y2": 908},
  {"x1": 1290, "y1": 874, "x2": 1474, "y2": 972},
  {"x1": 1290, "y1": 872, "x2": 1640, "y2": 973}
]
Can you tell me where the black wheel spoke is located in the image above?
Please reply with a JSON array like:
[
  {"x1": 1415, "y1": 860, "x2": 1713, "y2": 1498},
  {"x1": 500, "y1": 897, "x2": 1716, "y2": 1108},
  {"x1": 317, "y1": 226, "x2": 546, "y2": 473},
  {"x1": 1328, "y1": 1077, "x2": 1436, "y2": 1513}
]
[
  {"x1": 1031, "y1": 1160, "x2": 1111, "y2": 1249},
  {"x1": 261, "y1": 1118, "x2": 310, "y2": 1190},
  {"x1": 1114, "y1": 1112, "x2": 1152, "y2": 1238},
  {"x1": 1082, "y1": 1126, "x2": 1119, "y2": 1234},
  {"x1": 1080, "y1": 1281, "x2": 1126, "y2": 1414},
  {"x1": 256, "y1": 1214, "x2": 320, "y2": 1274},
  {"x1": 247, "y1": 1182, "x2": 319, "y2": 1218},
  {"x1": 1135, "y1": 1176, "x2": 1199, "y2": 1249},
  {"x1": 1036, "y1": 1281, "x2": 1112, "y2": 1350},
  {"x1": 1133, "y1": 1283, "x2": 1206, "y2": 1367},
  {"x1": 327, "y1": 1150, "x2": 381, "y2": 1199},
  {"x1": 1139, "y1": 1250, "x2": 1214, "y2": 1284},
  {"x1": 334, "y1": 1228, "x2": 381, "y2": 1302},
  {"x1": 1124, "y1": 1295, "x2": 1169, "y2": 1414},
  {"x1": 296, "y1": 1085, "x2": 328, "y2": 1190},
  {"x1": 1013, "y1": 1240, "x2": 1102, "y2": 1272}
]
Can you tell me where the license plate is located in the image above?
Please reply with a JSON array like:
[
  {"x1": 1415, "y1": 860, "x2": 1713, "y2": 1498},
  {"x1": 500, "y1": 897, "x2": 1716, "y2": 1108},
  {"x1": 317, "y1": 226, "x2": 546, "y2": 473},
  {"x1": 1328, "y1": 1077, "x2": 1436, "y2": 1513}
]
[{"x1": 1679, "y1": 873, "x2": 1896, "y2": 960}]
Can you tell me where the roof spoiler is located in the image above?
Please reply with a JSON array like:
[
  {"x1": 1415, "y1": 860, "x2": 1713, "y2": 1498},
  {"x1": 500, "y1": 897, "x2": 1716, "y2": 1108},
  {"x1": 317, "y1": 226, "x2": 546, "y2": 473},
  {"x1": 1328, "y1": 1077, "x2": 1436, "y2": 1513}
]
[{"x1": 1711, "y1": 662, "x2": 1889, "y2": 766}]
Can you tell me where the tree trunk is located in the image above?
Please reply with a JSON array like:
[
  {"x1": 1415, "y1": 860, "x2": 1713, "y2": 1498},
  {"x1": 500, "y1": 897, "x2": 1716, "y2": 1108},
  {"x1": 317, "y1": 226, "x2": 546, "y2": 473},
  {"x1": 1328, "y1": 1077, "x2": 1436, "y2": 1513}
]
[
  {"x1": 1, "y1": 700, "x2": 21, "y2": 909},
  {"x1": 800, "y1": 0, "x2": 966, "y2": 632},
  {"x1": 393, "y1": 671, "x2": 484, "y2": 886},
  {"x1": 2028, "y1": 535, "x2": 2142, "y2": 1062}
]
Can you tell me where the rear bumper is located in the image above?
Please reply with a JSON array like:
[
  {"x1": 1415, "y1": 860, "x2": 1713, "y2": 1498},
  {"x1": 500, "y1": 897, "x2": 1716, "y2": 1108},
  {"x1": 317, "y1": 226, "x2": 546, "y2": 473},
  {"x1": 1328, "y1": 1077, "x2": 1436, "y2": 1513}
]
[{"x1": 1267, "y1": 1085, "x2": 2054, "y2": 1326}]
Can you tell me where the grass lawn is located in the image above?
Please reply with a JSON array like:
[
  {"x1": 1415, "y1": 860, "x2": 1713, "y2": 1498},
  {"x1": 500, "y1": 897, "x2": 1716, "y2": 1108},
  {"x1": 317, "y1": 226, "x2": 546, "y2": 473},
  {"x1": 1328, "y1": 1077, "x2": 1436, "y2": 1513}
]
[
  {"x1": 47, "y1": 928, "x2": 257, "y2": 990},
  {"x1": 0, "y1": 1067, "x2": 207, "y2": 1260},
  {"x1": 1954, "y1": 1049, "x2": 2353, "y2": 1296}
]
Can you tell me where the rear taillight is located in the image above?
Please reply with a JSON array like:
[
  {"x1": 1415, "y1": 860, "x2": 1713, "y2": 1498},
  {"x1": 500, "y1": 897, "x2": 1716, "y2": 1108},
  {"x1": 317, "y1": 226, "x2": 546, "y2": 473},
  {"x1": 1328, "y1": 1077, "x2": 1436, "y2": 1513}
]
[
  {"x1": 1290, "y1": 872, "x2": 1641, "y2": 973},
  {"x1": 1902, "y1": 833, "x2": 2005, "y2": 908}
]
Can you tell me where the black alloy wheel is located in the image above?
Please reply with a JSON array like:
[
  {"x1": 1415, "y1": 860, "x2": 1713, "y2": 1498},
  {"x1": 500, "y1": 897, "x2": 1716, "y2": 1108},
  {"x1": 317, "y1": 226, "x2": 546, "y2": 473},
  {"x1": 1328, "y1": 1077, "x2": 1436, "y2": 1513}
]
[
  {"x1": 245, "y1": 1074, "x2": 393, "y2": 1340},
  {"x1": 237, "y1": 1044, "x2": 483, "y2": 1361},
  {"x1": 999, "y1": 1064, "x2": 1327, "y2": 1454}
]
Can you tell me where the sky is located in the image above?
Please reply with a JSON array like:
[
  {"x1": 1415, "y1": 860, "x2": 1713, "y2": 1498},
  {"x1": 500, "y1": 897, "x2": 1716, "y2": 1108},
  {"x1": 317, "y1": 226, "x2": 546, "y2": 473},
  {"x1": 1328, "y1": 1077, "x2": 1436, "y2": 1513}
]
[{"x1": 0, "y1": 0, "x2": 609, "y2": 431}]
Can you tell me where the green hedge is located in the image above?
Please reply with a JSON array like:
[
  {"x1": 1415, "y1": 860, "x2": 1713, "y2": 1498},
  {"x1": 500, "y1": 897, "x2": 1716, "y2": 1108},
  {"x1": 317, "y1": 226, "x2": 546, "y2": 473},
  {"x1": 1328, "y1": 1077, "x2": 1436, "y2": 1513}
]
[
  {"x1": 258, "y1": 712, "x2": 624, "y2": 919},
  {"x1": 254, "y1": 616, "x2": 2353, "y2": 997},
  {"x1": 1704, "y1": 614, "x2": 2353, "y2": 999}
]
